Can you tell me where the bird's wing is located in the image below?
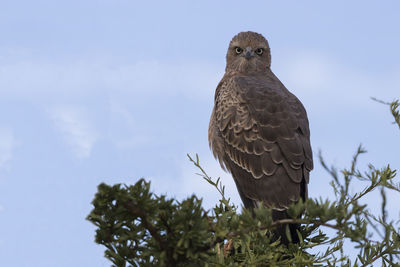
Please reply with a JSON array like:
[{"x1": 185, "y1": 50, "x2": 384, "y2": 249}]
[{"x1": 213, "y1": 75, "x2": 313, "y2": 210}]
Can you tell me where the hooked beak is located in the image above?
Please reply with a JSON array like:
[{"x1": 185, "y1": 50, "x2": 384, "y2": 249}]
[{"x1": 244, "y1": 47, "x2": 254, "y2": 60}]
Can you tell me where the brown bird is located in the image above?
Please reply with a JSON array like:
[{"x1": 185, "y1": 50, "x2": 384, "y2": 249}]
[{"x1": 208, "y1": 32, "x2": 313, "y2": 244}]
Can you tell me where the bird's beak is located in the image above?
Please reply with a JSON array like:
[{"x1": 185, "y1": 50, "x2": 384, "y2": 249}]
[{"x1": 244, "y1": 47, "x2": 254, "y2": 60}]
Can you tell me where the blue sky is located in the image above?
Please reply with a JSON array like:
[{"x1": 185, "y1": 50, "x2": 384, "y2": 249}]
[{"x1": 0, "y1": 1, "x2": 399, "y2": 266}]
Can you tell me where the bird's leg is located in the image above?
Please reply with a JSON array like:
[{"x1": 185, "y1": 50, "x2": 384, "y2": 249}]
[{"x1": 223, "y1": 239, "x2": 234, "y2": 257}]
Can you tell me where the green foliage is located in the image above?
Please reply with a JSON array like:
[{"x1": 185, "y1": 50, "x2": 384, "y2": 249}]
[{"x1": 87, "y1": 100, "x2": 400, "y2": 266}]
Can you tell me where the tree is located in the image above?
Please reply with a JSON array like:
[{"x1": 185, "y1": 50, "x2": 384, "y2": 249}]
[{"x1": 87, "y1": 100, "x2": 400, "y2": 266}]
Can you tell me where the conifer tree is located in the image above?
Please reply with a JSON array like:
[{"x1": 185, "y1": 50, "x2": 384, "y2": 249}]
[{"x1": 87, "y1": 99, "x2": 400, "y2": 266}]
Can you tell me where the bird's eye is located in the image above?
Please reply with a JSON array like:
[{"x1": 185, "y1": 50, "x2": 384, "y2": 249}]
[
  {"x1": 235, "y1": 47, "x2": 243, "y2": 54},
  {"x1": 255, "y1": 48, "x2": 263, "y2": 55}
]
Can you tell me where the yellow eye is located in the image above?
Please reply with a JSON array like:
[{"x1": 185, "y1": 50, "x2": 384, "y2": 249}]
[
  {"x1": 235, "y1": 47, "x2": 243, "y2": 54},
  {"x1": 255, "y1": 48, "x2": 263, "y2": 55}
]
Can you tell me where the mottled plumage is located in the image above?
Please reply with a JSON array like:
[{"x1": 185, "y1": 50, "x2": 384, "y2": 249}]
[{"x1": 209, "y1": 32, "x2": 313, "y2": 244}]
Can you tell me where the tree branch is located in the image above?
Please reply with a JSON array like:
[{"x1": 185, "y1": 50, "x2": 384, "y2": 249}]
[{"x1": 122, "y1": 201, "x2": 177, "y2": 266}]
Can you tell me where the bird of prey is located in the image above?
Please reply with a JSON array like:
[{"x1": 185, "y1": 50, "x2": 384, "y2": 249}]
[{"x1": 208, "y1": 31, "x2": 313, "y2": 244}]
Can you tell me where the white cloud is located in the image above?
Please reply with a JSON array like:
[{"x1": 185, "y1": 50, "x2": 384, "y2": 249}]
[
  {"x1": 0, "y1": 128, "x2": 15, "y2": 169},
  {"x1": 274, "y1": 52, "x2": 399, "y2": 113},
  {"x1": 104, "y1": 60, "x2": 223, "y2": 98},
  {"x1": 0, "y1": 58, "x2": 223, "y2": 99},
  {"x1": 280, "y1": 53, "x2": 332, "y2": 92},
  {"x1": 142, "y1": 153, "x2": 242, "y2": 211},
  {"x1": 179, "y1": 155, "x2": 242, "y2": 210},
  {"x1": 50, "y1": 106, "x2": 98, "y2": 159},
  {"x1": 107, "y1": 101, "x2": 151, "y2": 149}
]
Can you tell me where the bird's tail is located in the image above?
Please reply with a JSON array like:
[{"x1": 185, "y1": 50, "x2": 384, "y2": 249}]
[{"x1": 271, "y1": 209, "x2": 300, "y2": 245}]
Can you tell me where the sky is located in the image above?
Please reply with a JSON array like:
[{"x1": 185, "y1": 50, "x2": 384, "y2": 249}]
[{"x1": 0, "y1": 1, "x2": 399, "y2": 266}]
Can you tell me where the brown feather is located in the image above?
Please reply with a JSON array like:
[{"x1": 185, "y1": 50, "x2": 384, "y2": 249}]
[{"x1": 208, "y1": 31, "x2": 313, "y2": 243}]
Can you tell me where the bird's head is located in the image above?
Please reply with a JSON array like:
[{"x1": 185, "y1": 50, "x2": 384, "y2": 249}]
[{"x1": 226, "y1": 31, "x2": 271, "y2": 74}]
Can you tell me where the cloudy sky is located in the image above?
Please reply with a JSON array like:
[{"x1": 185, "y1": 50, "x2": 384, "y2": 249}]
[{"x1": 0, "y1": 1, "x2": 399, "y2": 266}]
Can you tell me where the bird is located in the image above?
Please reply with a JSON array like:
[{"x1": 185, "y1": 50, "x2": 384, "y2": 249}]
[{"x1": 208, "y1": 31, "x2": 313, "y2": 244}]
